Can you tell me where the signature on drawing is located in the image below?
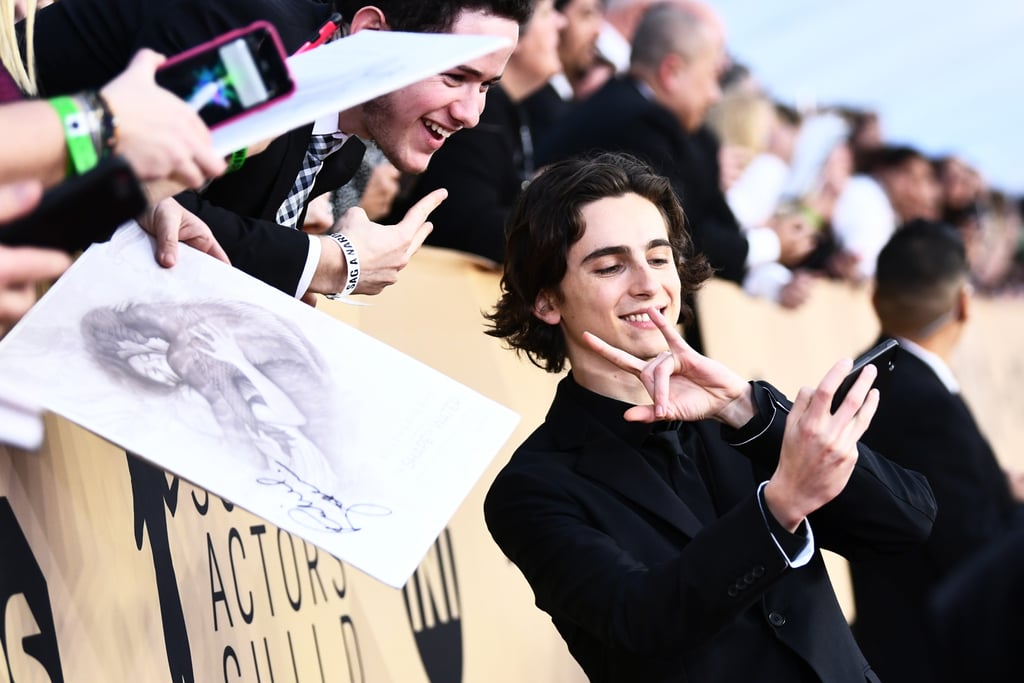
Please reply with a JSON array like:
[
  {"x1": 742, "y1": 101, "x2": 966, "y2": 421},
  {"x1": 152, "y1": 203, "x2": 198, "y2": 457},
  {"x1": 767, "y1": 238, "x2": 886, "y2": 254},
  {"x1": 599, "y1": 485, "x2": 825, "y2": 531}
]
[{"x1": 257, "y1": 462, "x2": 392, "y2": 533}]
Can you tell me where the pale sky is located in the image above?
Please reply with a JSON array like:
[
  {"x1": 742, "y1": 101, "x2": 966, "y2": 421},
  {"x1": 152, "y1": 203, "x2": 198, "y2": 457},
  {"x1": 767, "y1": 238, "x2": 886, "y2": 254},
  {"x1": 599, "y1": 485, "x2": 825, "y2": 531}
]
[{"x1": 711, "y1": 0, "x2": 1023, "y2": 194}]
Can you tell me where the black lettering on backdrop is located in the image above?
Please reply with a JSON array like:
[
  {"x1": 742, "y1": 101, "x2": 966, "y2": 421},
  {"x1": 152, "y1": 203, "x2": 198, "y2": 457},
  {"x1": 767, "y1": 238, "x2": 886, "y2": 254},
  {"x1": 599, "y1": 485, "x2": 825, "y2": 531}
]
[
  {"x1": 286, "y1": 630, "x2": 301, "y2": 680},
  {"x1": 222, "y1": 645, "x2": 240, "y2": 682},
  {"x1": 303, "y1": 543, "x2": 328, "y2": 607},
  {"x1": 249, "y1": 524, "x2": 276, "y2": 618},
  {"x1": 129, "y1": 455, "x2": 365, "y2": 681},
  {"x1": 227, "y1": 529, "x2": 255, "y2": 624},
  {"x1": 277, "y1": 530, "x2": 303, "y2": 612},
  {"x1": 0, "y1": 498, "x2": 64, "y2": 682},
  {"x1": 192, "y1": 489, "x2": 209, "y2": 516},
  {"x1": 404, "y1": 528, "x2": 463, "y2": 683},
  {"x1": 207, "y1": 532, "x2": 234, "y2": 631},
  {"x1": 339, "y1": 616, "x2": 365, "y2": 683},
  {"x1": 333, "y1": 558, "x2": 346, "y2": 600},
  {"x1": 310, "y1": 623, "x2": 327, "y2": 682},
  {"x1": 250, "y1": 638, "x2": 275, "y2": 680},
  {"x1": 127, "y1": 452, "x2": 195, "y2": 682}
]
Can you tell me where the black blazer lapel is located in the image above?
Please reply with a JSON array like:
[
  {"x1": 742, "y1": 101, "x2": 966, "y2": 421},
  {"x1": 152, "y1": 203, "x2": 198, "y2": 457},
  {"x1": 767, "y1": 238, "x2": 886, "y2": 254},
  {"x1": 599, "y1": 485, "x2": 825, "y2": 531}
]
[
  {"x1": 312, "y1": 136, "x2": 367, "y2": 197},
  {"x1": 575, "y1": 433, "x2": 707, "y2": 538},
  {"x1": 547, "y1": 392, "x2": 706, "y2": 538}
]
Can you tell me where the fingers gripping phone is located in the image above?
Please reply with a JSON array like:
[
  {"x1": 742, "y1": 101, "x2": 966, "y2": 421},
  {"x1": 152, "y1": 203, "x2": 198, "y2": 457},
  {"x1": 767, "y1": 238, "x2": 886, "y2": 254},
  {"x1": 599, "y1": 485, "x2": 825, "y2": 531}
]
[
  {"x1": 830, "y1": 338, "x2": 899, "y2": 413},
  {"x1": 156, "y1": 21, "x2": 294, "y2": 129}
]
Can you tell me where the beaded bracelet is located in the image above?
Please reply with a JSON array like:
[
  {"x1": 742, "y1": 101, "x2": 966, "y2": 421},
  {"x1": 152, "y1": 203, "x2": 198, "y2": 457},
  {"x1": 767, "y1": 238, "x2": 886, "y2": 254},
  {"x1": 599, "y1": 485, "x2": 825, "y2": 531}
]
[
  {"x1": 90, "y1": 90, "x2": 118, "y2": 156},
  {"x1": 324, "y1": 232, "x2": 360, "y2": 299}
]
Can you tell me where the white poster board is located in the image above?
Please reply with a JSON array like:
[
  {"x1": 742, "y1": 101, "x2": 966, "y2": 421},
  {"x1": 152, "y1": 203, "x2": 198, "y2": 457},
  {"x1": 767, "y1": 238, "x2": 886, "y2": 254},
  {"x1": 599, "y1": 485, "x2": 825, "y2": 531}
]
[{"x1": 0, "y1": 226, "x2": 519, "y2": 588}]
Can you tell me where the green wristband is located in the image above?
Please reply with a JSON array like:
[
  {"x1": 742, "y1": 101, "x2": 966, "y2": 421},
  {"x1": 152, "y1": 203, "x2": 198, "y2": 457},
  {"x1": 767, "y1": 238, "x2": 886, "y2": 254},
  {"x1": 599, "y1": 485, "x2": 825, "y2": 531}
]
[
  {"x1": 226, "y1": 147, "x2": 248, "y2": 173},
  {"x1": 48, "y1": 95, "x2": 99, "y2": 176}
]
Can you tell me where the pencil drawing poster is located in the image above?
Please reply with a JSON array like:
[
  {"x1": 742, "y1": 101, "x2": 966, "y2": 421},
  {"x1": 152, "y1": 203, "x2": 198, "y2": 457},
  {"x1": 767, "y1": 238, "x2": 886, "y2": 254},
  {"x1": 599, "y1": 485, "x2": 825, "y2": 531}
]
[{"x1": 0, "y1": 225, "x2": 519, "y2": 588}]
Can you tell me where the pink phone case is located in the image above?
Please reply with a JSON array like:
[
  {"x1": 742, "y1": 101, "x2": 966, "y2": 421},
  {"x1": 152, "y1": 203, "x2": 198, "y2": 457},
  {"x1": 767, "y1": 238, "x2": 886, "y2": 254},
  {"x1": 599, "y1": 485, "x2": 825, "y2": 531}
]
[{"x1": 158, "y1": 20, "x2": 295, "y2": 130}]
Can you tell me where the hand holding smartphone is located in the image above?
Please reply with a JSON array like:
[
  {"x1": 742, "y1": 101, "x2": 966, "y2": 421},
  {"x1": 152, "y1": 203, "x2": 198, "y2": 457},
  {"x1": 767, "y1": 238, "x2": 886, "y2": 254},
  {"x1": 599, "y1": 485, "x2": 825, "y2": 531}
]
[
  {"x1": 830, "y1": 338, "x2": 899, "y2": 413},
  {"x1": 0, "y1": 156, "x2": 146, "y2": 253},
  {"x1": 156, "y1": 21, "x2": 294, "y2": 130}
]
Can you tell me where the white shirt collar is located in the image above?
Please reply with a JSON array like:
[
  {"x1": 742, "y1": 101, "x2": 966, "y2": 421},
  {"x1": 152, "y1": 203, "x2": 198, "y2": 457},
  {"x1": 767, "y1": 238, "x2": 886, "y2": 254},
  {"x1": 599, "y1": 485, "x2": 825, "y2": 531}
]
[
  {"x1": 895, "y1": 336, "x2": 961, "y2": 394},
  {"x1": 312, "y1": 113, "x2": 349, "y2": 140},
  {"x1": 597, "y1": 22, "x2": 631, "y2": 73}
]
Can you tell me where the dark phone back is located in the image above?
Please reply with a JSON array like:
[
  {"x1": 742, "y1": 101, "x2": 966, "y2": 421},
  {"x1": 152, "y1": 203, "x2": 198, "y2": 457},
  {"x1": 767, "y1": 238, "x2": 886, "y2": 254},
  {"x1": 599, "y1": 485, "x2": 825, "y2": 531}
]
[
  {"x1": 830, "y1": 338, "x2": 899, "y2": 413},
  {"x1": 0, "y1": 156, "x2": 147, "y2": 253}
]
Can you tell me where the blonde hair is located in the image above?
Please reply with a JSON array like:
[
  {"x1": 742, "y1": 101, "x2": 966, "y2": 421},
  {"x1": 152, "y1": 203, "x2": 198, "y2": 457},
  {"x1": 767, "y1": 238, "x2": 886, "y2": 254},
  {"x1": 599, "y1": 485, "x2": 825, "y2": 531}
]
[
  {"x1": 707, "y1": 90, "x2": 775, "y2": 154},
  {"x1": 0, "y1": 0, "x2": 37, "y2": 95}
]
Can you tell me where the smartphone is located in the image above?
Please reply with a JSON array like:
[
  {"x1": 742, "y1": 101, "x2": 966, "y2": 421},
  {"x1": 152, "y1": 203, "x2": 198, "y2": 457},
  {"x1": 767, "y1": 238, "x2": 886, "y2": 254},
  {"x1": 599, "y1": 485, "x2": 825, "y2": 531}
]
[
  {"x1": 830, "y1": 338, "x2": 899, "y2": 413},
  {"x1": 0, "y1": 156, "x2": 147, "y2": 253},
  {"x1": 156, "y1": 21, "x2": 294, "y2": 130}
]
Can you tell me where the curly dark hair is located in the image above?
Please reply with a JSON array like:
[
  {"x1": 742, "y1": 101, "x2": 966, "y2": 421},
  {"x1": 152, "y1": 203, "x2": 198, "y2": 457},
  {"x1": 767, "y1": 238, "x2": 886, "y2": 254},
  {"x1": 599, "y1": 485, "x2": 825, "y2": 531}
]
[
  {"x1": 486, "y1": 152, "x2": 711, "y2": 373},
  {"x1": 334, "y1": 0, "x2": 534, "y2": 32}
]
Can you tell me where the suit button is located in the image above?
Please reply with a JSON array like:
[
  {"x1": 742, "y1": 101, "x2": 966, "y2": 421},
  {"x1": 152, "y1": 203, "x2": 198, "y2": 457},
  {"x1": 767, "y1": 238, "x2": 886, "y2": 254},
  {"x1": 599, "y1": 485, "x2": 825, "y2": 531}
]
[
  {"x1": 768, "y1": 612, "x2": 786, "y2": 627},
  {"x1": 752, "y1": 565, "x2": 765, "y2": 578},
  {"x1": 743, "y1": 572, "x2": 756, "y2": 585},
  {"x1": 727, "y1": 586, "x2": 739, "y2": 597}
]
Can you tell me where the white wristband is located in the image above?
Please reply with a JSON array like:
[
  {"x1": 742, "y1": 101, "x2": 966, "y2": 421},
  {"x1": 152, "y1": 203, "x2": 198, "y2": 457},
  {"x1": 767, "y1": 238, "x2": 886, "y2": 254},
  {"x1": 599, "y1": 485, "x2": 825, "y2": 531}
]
[{"x1": 324, "y1": 232, "x2": 359, "y2": 299}]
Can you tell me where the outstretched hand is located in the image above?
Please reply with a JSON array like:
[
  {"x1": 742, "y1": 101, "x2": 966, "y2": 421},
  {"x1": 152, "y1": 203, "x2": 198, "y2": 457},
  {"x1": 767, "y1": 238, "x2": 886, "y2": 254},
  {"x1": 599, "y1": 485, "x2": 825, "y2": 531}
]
[
  {"x1": 330, "y1": 187, "x2": 446, "y2": 295},
  {"x1": 582, "y1": 306, "x2": 753, "y2": 426}
]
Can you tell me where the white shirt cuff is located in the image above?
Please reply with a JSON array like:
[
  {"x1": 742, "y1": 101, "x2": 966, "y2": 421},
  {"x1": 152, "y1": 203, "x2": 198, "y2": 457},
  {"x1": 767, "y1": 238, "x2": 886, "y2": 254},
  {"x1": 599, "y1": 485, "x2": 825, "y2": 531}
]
[
  {"x1": 756, "y1": 481, "x2": 815, "y2": 568},
  {"x1": 294, "y1": 234, "x2": 321, "y2": 298},
  {"x1": 745, "y1": 227, "x2": 781, "y2": 268}
]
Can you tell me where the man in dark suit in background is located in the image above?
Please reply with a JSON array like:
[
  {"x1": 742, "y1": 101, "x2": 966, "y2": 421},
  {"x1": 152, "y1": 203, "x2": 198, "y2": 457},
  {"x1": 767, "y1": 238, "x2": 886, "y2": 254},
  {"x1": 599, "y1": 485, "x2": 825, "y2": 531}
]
[
  {"x1": 27, "y1": 0, "x2": 528, "y2": 299},
  {"x1": 535, "y1": 1, "x2": 814, "y2": 351},
  {"x1": 849, "y1": 219, "x2": 1024, "y2": 683},
  {"x1": 483, "y1": 152, "x2": 936, "y2": 682}
]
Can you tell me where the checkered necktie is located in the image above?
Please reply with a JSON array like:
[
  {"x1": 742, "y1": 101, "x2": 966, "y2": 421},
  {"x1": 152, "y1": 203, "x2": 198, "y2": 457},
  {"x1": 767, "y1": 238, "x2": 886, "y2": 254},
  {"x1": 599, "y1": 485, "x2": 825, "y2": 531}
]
[{"x1": 276, "y1": 133, "x2": 345, "y2": 229}]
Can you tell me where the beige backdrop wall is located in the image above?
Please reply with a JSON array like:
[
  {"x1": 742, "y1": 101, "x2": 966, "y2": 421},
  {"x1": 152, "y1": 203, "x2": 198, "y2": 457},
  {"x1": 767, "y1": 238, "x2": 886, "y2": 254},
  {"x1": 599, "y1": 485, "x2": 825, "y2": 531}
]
[{"x1": 0, "y1": 247, "x2": 1020, "y2": 682}]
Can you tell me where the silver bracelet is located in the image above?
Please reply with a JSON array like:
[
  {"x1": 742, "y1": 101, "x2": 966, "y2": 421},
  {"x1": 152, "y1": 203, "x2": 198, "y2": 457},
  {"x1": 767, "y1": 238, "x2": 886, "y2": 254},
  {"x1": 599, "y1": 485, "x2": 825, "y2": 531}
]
[{"x1": 324, "y1": 232, "x2": 360, "y2": 299}]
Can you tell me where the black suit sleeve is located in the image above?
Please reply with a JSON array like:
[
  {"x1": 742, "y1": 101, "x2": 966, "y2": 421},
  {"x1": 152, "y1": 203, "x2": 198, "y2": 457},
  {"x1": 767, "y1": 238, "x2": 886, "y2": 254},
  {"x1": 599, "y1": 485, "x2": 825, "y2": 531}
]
[
  {"x1": 727, "y1": 381, "x2": 938, "y2": 559},
  {"x1": 485, "y1": 463, "x2": 792, "y2": 654},
  {"x1": 863, "y1": 386, "x2": 1018, "y2": 574},
  {"x1": 174, "y1": 190, "x2": 310, "y2": 295},
  {"x1": 29, "y1": 0, "x2": 324, "y2": 94}
]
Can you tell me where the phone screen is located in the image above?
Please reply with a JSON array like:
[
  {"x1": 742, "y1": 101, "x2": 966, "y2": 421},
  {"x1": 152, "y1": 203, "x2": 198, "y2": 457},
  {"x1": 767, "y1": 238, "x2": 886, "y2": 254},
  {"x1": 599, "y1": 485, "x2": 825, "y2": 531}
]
[{"x1": 157, "y1": 26, "x2": 292, "y2": 129}]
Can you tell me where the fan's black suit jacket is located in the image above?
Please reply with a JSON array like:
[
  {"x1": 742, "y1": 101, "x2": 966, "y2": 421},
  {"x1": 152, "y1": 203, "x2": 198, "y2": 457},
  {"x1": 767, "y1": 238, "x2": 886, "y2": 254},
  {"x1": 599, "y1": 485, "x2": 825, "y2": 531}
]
[
  {"x1": 27, "y1": 0, "x2": 366, "y2": 294},
  {"x1": 850, "y1": 341, "x2": 1022, "y2": 683},
  {"x1": 485, "y1": 376, "x2": 937, "y2": 682}
]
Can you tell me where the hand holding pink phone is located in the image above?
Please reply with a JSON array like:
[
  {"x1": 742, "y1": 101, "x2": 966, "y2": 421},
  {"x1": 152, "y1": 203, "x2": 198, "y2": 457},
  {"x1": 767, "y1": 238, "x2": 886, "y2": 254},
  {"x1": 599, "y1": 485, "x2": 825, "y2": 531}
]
[{"x1": 156, "y1": 21, "x2": 295, "y2": 130}]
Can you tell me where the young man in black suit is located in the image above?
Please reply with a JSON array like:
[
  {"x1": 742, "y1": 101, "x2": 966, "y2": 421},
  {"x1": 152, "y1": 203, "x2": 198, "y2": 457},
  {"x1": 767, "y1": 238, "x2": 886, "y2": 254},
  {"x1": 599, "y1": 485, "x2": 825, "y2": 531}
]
[
  {"x1": 483, "y1": 152, "x2": 937, "y2": 682},
  {"x1": 27, "y1": 0, "x2": 530, "y2": 299},
  {"x1": 849, "y1": 219, "x2": 1024, "y2": 683}
]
